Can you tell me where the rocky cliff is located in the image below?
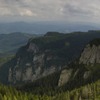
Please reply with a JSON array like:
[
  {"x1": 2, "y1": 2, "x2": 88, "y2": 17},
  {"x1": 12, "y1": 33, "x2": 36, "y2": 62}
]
[
  {"x1": 79, "y1": 39, "x2": 100, "y2": 65},
  {"x1": 1, "y1": 32, "x2": 100, "y2": 85},
  {"x1": 8, "y1": 42, "x2": 62, "y2": 84},
  {"x1": 58, "y1": 39, "x2": 100, "y2": 87}
]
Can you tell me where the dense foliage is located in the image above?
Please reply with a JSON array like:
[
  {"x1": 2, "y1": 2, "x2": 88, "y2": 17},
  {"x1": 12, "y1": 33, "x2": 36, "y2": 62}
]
[
  {"x1": 0, "y1": 80, "x2": 99, "y2": 100},
  {"x1": 89, "y1": 38, "x2": 100, "y2": 46},
  {"x1": 17, "y1": 71, "x2": 61, "y2": 95}
]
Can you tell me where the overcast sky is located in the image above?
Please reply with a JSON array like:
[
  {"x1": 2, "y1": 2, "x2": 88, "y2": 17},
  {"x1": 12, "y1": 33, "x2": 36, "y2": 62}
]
[{"x1": 0, "y1": 0, "x2": 100, "y2": 23}]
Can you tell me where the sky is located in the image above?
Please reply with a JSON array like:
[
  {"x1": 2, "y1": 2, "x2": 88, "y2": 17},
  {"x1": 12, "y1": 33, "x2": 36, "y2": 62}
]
[{"x1": 0, "y1": 0, "x2": 100, "y2": 24}]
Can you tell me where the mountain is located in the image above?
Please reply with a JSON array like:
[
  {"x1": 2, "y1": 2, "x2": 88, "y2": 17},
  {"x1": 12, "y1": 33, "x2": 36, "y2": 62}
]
[
  {"x1": 0, "y1": 31, "x2": 100, "y2": 84},
  {"x1": 15, "y1": 38, "x2": 100, "y2": 99},
  {"x1": 79, "y1": 38, "x2": 100, "y2": 64},
  {"x1": 0, "y1": 31, "x2": 100, "y2": 100},
  {"x1": 0, "y1": 32, "x2": 37, "y2": 57},
  {"x1": 58, "y1": 39, "x2": 100, "y2": 88}
]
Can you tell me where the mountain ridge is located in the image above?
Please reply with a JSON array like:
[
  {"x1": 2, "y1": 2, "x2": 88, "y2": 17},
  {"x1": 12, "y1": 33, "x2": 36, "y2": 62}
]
[{"x1": 0, "y1": 31, "x2": 100, "y2": 85}]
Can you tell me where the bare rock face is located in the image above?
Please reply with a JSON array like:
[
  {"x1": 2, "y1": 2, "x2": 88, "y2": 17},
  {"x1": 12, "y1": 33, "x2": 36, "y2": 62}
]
[
  {"x1": 83, "y1": 71, "x2": 91, "y2": 79},
  {"x1": 58, "y1": 69, "x2": 73, "y2": 86},
  {"x1": 7, "y1": 38, "x2": 100, "y2": 85},
  {"x1": 58, "y1": 67, "x2": 92, "y2": 87},
  {"x1": 8, "y1": 41, "x2": 61, "y2": 84},
  {"x1": 79, "y1": 44, "x2": 100, "y2": 65},
  {"x1": 58, "y1": 41, "x2": 100, "y2": 87},
  {"x1": 27, "y1": 43, "x2": 39, "y2": 53},
  {"x1": 22, "y1": 67, "x2": 33, "y2": 81},
  {"x1": 8, "y1": 68, "x2": 13, "y2": 82}
]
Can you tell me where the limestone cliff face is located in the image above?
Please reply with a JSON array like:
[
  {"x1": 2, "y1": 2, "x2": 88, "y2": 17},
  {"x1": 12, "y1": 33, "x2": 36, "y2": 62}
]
[
  {"x1": 3, "y1": 36, "x2": 100, "y2": 85},
  {"x1": 58, "y1": 42, "x2": 100, "y2": 87},
  {"x1": 58, "y1": 67, "x2": 90, "y2": 87},
  {"x1": 8, "y1": 42, "x2": 61, "y2": 84},
  {"x1": 58, "y1": 69, "x2": 73, "y2": 86},
  {"x1": 79, "y1": 44, "x2": 100, "y2": 65}
]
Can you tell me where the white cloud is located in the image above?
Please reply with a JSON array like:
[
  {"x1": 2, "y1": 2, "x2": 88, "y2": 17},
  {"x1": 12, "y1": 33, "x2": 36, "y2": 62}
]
[
  {"x1": 18, "y1": 8, "x2": 36, "y2": 16},
  {"x1": 0, "y1": 0, "x2": 100, "y2": 23}
]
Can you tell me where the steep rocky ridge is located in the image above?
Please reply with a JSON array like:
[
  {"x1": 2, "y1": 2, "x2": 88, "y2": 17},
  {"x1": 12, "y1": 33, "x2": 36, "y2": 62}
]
[
  {"x1": 8, "y1": 37, "x2": 100, "y2": 85},
  {"x1": 3, "y1": 37, "x2": 64, "y2": 84},
  {"x1": 1, "y1": 32, "x2": 100, "y2": 84},
  {"x1": 79, "y1": 39, "x2": 100, "y2": 65},
  {"x1": 58, "y1": 39, "x2": 100, "y2": 87}
]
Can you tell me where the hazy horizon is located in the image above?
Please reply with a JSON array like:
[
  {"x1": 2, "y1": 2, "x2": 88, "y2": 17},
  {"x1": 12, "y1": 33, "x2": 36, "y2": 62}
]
[
  {"x1": 0, "y1": 21, "x2": 100, "y2": 34},
  {"x1": 0, "y1": 0, "x2": 100, "y2": 34}
]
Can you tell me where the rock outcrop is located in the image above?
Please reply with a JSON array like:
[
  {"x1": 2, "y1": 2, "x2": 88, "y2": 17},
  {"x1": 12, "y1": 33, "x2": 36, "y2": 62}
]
[
  {"x1": 79, "y1": 44, "x2": 100, "y2": 65},
  {"x1": 58, "y1": 39, "x2": 100, "y2": 86},
  {"x1": 1, "y1": 34, "x2": 100, "y2": 85},
  {"x1": 58, "y1": 67, "x2": 88, "y2": 87},
  {"x1": 58, "y1": 69, "x2": 73, "y2": 86},
  {"x1": 7, "y1": 41, "x2": 62, "y2": 84}
]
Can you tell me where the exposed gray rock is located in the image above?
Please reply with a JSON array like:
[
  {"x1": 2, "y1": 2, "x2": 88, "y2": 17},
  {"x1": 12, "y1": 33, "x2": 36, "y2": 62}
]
[
  {"x1": 58, "y1": 69, "x2": 73, "y2": 86},
  {"x1": 79, "y1": 44, "x2": 100, "y2": 65},
  {"x1": 73, "y1": 69, "x2": 79, "y2": 79},
  {"x1": 15, "y1": 70, "x2": 22, "y2": 81},
  {"x1": 42, "y1": 66, "x2": 56, "y2": 76},
  {"x1": 83, "y1": 71, "x2": 91, "y2": 79},
  {"x1": 7, "y1": 42, "x2": 62, "y2": 84},
  {"x1": 27, "y1": 43, "x2": 39, "y2": 53},
  {"x1": 22, "y1": 67, "x2": 33, "y2": 81},
  {"x1": 33, "y1": 54, "x2": 45, "y2": 64},
  {"x1": 8, "y1": 68, "x2": 13, "y2": 82}
]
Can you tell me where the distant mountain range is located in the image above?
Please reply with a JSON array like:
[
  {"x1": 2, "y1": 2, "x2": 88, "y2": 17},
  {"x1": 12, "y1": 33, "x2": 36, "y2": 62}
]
[
  {"x1": 0, "y1": 22, "x2": 99, "y2": 34},
  {"x1": 0, "y1": 32, "x2": 37, "y2": 57}
]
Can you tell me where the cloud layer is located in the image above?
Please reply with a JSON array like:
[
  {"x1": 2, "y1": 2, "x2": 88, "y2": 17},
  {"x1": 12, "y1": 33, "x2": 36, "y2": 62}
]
[{"x1": 0, "y1": 0, "x2": 100, "y2": 23}]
